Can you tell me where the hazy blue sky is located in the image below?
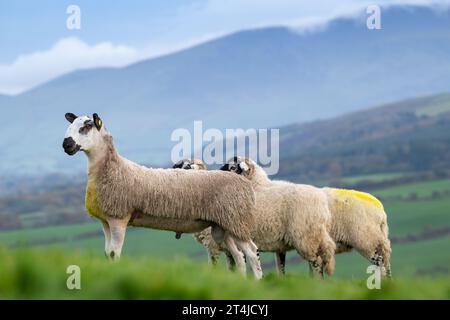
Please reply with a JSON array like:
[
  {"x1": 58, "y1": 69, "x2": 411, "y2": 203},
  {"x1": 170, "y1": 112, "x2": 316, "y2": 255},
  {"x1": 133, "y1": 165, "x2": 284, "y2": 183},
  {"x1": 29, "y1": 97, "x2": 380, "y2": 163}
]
[{"x1": 0, "y1": 0, "x2": 448, "y2": 94}]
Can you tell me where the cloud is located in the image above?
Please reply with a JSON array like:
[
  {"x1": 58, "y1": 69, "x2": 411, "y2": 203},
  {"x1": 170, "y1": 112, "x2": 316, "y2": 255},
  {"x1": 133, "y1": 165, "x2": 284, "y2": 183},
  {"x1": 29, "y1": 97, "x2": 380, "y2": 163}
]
[
  {"x1": 180, "y1": 0, "x2": 450, "y2": 33},
  {"x1": 0, "y1": 34, "x2": 228, "y2": 96},
  {"x1": 1, "y1": 0, "x2": 449, "y2": 95},
  {"x1": 0, "y1": 37, "x2": 141, "y2": 95}
]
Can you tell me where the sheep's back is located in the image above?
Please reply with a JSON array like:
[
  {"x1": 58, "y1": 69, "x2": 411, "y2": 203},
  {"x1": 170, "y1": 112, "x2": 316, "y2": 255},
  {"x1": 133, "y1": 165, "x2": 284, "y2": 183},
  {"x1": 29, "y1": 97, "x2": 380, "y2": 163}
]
[{"x1": 251, "y1": 181, "x2": 331, "y2": 249}]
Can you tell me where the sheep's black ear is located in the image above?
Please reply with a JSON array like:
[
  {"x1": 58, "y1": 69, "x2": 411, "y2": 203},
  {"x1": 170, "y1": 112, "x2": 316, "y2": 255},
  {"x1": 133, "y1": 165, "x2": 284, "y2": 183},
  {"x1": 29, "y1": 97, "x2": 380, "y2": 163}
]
[
  {"x1": 93, "y1": 113, "x2": 103, "y2": 131},
  {"x1": 65, "y1": 113, "x2": 78, "y2": 123}
]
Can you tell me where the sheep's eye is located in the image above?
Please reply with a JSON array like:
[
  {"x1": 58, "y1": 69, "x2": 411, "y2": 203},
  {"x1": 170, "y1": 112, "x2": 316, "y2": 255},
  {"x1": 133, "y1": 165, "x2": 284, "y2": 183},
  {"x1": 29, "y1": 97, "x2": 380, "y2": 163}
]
[{"x1": 79, "y1": 124, "x2": 93, "y2": 134}]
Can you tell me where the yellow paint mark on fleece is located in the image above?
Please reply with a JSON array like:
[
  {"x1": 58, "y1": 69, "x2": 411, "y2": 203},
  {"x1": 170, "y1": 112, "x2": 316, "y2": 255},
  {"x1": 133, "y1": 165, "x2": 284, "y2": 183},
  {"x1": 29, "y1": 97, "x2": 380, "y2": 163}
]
[
  {"x1": 85, "y1": 179, "x2": 106, "y2": 220},
  {"x1": 331, "y1": 188, "x2": 384, "y2": 210}
]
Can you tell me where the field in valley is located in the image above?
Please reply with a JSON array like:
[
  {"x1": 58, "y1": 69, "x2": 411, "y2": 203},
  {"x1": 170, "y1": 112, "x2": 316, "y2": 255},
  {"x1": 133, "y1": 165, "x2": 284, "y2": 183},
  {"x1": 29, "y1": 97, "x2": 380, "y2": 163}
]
[{"x1": 0, "y1": 176, "x2": 449, "y2": 298}]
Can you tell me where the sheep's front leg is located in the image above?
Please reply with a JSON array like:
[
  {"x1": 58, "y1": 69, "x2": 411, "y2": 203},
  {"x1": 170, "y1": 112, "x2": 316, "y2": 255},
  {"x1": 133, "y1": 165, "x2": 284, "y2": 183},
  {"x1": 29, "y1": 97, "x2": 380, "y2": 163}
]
[
  {"x1": 224, "y1": 233, "x2": 246, "y2": 276},
  {"x1": 235, "y1": 239, "x2": 263, "y2": 280},
  {"x1": 106, "y1": 217, "x2": 129, "y2": 261},
  {"x1": 275, "y1": 252, "x2": 286, "y2": 276},
  {"x1": 101, "y1": 220, "x2": 111, "y2": 258}
]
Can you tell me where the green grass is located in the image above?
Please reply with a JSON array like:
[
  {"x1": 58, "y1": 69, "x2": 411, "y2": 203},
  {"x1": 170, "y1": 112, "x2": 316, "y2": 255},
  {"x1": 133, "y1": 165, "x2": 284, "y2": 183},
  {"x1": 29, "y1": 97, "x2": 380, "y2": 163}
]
[
  {"x1": 339, "y1": 172, "x2": 410, "y2": 184},
  {"x1": 0, "y1": 222, "x2": 202, "y2": 259},
  {"x1": 373, "y1": 179, "x2": 450, "y2": 198},
  {"x1": 1, "y1": 178, "x2": 450, "y2": 278},
  {"x1": 1, "y1": 178, "x2": 450, "y2": 298},
  {"x1": 2, "y1": 221, "x2": 450, "y2": 280},
  {"x1": 383, "y1": 198, "x2": 450, "y2": 236},
  {"x1": 0, "y1": 247, "x2": 449, "y2": 299}
]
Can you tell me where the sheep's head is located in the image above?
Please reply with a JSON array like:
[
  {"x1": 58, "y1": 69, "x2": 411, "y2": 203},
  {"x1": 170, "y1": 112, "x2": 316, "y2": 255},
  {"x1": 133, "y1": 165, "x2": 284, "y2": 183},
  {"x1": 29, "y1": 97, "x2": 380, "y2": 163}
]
[
  {"x1": 63, "y1": 113, "x2": 104, "y2": 155},
  {"x1": 220, "y1": 156, "x2": 255, "y2": 178},
  {"x1": 173, "y1": 159, "x2": 208, "y2": 170}
]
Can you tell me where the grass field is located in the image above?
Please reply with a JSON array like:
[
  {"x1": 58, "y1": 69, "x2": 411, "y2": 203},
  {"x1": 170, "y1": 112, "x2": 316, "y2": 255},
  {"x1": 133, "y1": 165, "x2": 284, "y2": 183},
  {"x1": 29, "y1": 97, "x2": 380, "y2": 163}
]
[
  {"x1": 0, "y1": 177, "x2": 449, "y2": 298},
  {"x1": 339, "y1": 172, "x2": 410, "y2": 184},
  {"x1": 373, "y1": 179, "x2": 450, "y2": 198},
  {"x1": 0, "y1": 247, "x2": 449, "y2": 299}
]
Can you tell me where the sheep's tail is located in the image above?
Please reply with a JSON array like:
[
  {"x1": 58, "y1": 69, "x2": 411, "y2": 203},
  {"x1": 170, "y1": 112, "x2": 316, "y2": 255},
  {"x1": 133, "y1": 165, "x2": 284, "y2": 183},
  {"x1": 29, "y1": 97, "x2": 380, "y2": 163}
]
[
  {"x1": 379, "y1": 218, "x2": 392, "y2": 277},
  {"x1": 320, "y1": 233, "x2": 336, "y2": 276}
]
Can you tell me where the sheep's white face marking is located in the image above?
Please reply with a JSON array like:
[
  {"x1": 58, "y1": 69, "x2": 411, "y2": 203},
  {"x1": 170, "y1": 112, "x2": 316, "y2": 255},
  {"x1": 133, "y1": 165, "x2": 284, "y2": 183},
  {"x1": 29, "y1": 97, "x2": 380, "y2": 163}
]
[{"x1": 63, "y1": 115, "x2": 101, "y2": 155}]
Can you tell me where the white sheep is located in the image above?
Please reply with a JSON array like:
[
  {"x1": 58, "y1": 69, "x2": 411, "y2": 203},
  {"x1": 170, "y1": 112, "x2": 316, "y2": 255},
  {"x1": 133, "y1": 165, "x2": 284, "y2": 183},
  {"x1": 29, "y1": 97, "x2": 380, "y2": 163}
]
[
  {"x1": 62, "y1": 113, "x2": 263, "y2": 279},
  {"x1": 175, "y1": 159, "x2": 336, "y2": 277},
  {"x1": 227, "y1": 157, "x2": 392, "y2": 277},
  {"x1": 323, "y1": 187, "x2": 392, "y2": 276}
]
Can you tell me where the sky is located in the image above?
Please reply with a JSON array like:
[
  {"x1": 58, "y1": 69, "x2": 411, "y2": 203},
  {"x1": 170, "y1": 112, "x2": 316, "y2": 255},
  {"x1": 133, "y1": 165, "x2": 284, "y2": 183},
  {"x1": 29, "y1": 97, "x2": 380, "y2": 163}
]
[{"x1": 0, "y1": 0, "x2": 449, "y2": 95}]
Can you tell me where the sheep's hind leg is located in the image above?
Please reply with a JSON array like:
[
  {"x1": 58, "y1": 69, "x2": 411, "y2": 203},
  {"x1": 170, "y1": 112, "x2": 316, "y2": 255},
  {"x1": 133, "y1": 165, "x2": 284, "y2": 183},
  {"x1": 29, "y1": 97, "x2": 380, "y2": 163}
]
[
  {"x1": 369, "y1": 245, "x2": 391, "y2": 278},
  {"x1": 357, "y1": 240, "x2": 391, "y2": 278},
  {"x1": 106, "y1": 217, "x2": 129, "y2": 261},
  {"x1": 101, "y1": 220, "x2": 111, "y2": 259},
  {"x1": 308, "y1": 259, "x2": 324, "y2": 279},
  {"x1": 275, "y1": 252, "x2": 286, "y2": 276},
  {"x1": 207, "y1": 248, "x2": 220, "y2": 266},
  {"x1": 235, "y1": 239, "x2": 263, "y2": 280},
  {"x1": 293, "y1": 240, "x2": 323, "y2": 279},
  {"x1": 225, "y1": 252, "x2": 236, "y2": 271},
  {"x1": 224, "y1": 233, "x2": 246, "y2": 276}
]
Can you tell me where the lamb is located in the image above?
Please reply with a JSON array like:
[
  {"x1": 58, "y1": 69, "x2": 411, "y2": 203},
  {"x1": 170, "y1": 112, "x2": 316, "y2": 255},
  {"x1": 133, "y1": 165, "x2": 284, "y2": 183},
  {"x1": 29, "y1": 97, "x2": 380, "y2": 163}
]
[
  {"x1": 176, "y1": 159, "x2": 336, "y2": 277},
  {"x1": 225, "y1": 157, "x2": 392, "y2": 277},
  {"x1": 62, "y1": 113, "x2": 263, "y2": 279}
]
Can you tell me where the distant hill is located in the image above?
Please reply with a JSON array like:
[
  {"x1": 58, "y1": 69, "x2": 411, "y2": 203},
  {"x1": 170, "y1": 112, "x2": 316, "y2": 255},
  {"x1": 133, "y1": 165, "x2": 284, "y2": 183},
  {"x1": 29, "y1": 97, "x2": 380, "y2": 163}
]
[
  {"x1": 1, "y1": 5, "x2": 450, "y2": 174},
  {"x1": 277, "y1": 93, "x2": 450, "y2": 182}
]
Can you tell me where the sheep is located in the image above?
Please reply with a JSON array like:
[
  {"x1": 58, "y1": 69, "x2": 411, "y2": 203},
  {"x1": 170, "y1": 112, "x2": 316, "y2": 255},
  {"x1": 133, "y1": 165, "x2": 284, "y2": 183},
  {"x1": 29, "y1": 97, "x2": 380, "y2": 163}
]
[
  {"x1": 62, "y1": 113, "x2": 263, "y2": 279},
  {"x1": 225, "y1": 157, "x2": 392, "y2": 277},
  {"x1": 323, "y1": 188, "x2": 392, "y2": 277},
  {"x1": 177, "y1": 159, "x2": 336, "y2": 278}
]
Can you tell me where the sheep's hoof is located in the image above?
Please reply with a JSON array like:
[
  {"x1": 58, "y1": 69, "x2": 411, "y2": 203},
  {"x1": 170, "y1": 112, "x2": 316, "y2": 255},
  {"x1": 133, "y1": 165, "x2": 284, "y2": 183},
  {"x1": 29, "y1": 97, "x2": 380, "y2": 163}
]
[{"x1": 110, "y1": 251, "x2": 115, "y2": 259}]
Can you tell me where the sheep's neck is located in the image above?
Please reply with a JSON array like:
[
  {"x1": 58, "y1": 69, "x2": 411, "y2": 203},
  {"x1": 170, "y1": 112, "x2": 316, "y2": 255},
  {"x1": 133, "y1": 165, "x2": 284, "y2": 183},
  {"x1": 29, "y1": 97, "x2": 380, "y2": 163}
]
[
  {"x1": 250, "y1": 167, "x2": 271, "y2": 189},
  {"x1": 86, "y1": 135, "x2": 121, "y2": 177},
  {"x1": 85, "y1": 136, "x2": 122, "y2": 220}
]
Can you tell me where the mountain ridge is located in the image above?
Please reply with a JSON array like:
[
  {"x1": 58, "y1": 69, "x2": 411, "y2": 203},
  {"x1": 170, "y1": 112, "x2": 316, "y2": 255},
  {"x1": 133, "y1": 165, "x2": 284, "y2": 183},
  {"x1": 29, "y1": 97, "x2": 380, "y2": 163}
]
[
  {"x1": 277, "y1": 93, "x2": 450, "y2": 181},
  {"x1": 1, "y1": 5, "x2": 450, "y2": 174}
]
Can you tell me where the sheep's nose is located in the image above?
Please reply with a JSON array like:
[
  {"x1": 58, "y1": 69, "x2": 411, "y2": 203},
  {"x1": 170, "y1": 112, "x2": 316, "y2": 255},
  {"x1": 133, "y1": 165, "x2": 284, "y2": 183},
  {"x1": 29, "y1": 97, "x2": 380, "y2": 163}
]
[
  {"x1": 63, "y1": 137, "x2": 75, "y2": 149},
  {"x1": 63, "y1": 137, "x2": 80, "y2": 155},
  {"x1": 219, "y1": 164, "x2": 229, "y2": 171}
]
